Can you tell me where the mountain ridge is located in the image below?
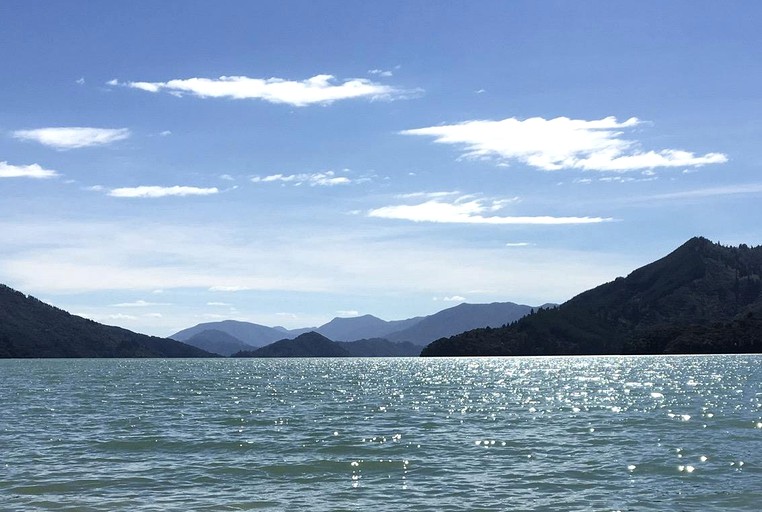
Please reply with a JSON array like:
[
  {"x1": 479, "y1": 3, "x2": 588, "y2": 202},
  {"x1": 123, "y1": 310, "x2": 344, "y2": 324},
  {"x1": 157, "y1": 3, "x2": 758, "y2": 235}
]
[
  {"x1": 0, "y1": 284, "x2": 213, "y2": 358},
  {"x1": 421, "y1": 237, "x2": 762, "y2": 356}
]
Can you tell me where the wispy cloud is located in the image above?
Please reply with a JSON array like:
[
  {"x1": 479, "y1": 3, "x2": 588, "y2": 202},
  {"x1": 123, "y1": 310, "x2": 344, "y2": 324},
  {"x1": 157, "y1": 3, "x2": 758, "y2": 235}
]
[
  {"x1": 108, "y1": 186, "x2": 219, "y2": 198},
  {"x1": 505, "y1": 242, "x2": 533, "y2": 247},
  {"x1": 402, "y1": 116, "x2": 727, "y2": 172},
  {"x1": 368, "y1": 69, "x2": 393, "y2": 77},
  {"x1": 208, "y1": 286, "x2": 251, "y2": 292},
  {"x1": 368, "y1": 195, "x2": 611, "y2": 225},
  {"x1": 110, "y1": 74, "x2": 414, "y2": 107},
  {"x1": 640, "y1": 183, "x2": 762, "y2": 201},
  {"x1": 443, "y1": 295, "x2": 466, "y2": 302},
  {"x1": 111, "y1": 300, "x2": 171, "y2": 307},
  {"x1": 0, "y1": 161, "x2": 59, "y2": 179},
  {"x1": 251, "y1": 171, "x2": 351, "y2": 187},
  {"x1": 206, "y1": 301, "x2": 232, "y2": 306},
  {"x1": 13, "y1": 127, "x2": 130, "y2": 150},
  {"x1": 337, "y1": 310, "x2": 360, "y2": 317}
]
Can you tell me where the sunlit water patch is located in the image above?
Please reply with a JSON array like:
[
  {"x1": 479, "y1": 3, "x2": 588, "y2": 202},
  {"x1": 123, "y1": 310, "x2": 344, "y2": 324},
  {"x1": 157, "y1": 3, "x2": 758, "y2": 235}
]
[{"x1": 1, "y1": 355, "x2": 760, "y2": 510}]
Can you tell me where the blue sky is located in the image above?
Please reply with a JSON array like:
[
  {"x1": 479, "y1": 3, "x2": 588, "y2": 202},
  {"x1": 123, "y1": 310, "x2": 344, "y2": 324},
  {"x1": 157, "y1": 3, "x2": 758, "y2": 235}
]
[{"x1": 2, "y1": 1, "x2": 761, "y2": 336}]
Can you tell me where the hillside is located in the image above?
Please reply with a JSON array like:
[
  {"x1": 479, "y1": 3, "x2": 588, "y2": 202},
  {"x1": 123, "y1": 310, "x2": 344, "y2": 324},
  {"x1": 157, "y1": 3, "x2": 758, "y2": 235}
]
[
  {"x1": 386, "y1": 302, "x2": 536, "y2": 344},
  {"x1": 316, "y1": 314, "x2": 421, "y2": 341},
  {"x1": 171, "y1": 320, "x2": 288, "y2": 347},
  {"x1": 422, "y1": 237, "x2": 762, "y2": 356},
  {"x1": 174, "y1": 301, "x2": 537, "y2": 347},
  {"x1": 0, "y1": 284, "x2": 213, "y2": 358},
  {"x1": 232, "y1": 332, "x2": 350, "y2": 358},
  {"x1": 183, "y1": 329, "x2": 251, "y2": 356}
]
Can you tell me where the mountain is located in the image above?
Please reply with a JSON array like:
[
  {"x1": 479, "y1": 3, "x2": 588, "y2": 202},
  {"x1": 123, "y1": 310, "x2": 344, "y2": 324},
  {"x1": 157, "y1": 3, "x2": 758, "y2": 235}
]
[
  {"x1": 174, "y1": 301, "x2": 537, "y2": 348},
  {"x1": 315, "y1": 314, "x2": 422, "y2": 341},
  {"x1": 386, "y1": 302, "x2": 536, "y2": 345},
  {"x1": 171, "y1": 320, "x2": 287, "y2": 347},
  {"x1": 0, "y1": 284, "x2": 213, "y2": 358},
  {"x1": 182, "y1": 329, "x2": 251, "y2": 356},
  {"x1": 232, "y1": 332, "x2": 424, "y2": 358},
  {"x1": 422, "y1": 237, "x2": 762, "y2": 356},
  {"x1": 337, "y1": 338, "x2": 424, "y2": 357},
  {"x1": 232, "y1": 332, "x2": 351, "y2": 358}
]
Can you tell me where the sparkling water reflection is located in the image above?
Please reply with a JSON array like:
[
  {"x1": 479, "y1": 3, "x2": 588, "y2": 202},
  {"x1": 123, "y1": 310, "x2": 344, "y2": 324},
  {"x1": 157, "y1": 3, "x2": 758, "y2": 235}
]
[{"x1": 1, "y1": 356, "x2": 760, "y2": 510}]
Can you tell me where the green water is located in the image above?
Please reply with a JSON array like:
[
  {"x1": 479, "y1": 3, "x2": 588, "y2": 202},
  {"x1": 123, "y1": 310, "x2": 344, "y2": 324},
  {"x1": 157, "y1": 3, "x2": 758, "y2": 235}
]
[{"x1": 1, "y1": 356, "x2": 760, "y2": 510}]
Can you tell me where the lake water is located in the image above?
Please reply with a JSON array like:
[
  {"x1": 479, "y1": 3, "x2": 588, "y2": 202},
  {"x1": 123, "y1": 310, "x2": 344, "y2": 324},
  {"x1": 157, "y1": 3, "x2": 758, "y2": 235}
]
[{"x1": 1, "y1": 356, "x2": 760, "y2": 511}]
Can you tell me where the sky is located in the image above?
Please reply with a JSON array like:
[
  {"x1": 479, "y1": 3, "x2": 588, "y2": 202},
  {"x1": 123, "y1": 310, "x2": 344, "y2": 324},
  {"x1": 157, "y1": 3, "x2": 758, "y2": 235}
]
[{"x1": 2, "y1": 1, "x2": 761, "y2": 336}]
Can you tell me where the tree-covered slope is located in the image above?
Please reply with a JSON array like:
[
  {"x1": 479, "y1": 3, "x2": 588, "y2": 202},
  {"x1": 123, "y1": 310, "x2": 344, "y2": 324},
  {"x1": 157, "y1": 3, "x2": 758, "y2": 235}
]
[
  {"x1": 422, "y1": 237, "x2": 762, "y2": 356},
  {"x1": 0, "y1": 284, "x2": 213, "y2": 358},
  {"x1": 232, "y1": 332, "x2": 351, "y2": 358}
]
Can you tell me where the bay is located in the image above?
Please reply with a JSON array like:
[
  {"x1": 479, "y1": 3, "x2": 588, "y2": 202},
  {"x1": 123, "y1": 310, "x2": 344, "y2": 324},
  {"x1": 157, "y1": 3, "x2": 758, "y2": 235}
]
[{"x1": 1, "y1": 355, "x2": 760, "y2": 511}]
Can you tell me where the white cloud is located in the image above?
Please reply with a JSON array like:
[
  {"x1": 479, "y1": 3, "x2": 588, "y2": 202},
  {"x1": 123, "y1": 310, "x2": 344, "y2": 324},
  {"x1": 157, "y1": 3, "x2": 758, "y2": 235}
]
[
  {"x1": 443, "y1": 295, "x2": 466, "y2": 302},
  {"x1": 206, "y1": 301, "x2": 232, "y2": 306},
  {"x1": 402, "y1": 116, "x2": 727, "y2": 172},
  {"x1": 75, "y1": 77, "x2": 85, "y2": 85},
  {"x1": 368, "y1": 69, "x2": 393, "y2": 77},
  {"x1": 368, "y1": 195, "x2": 612, "y2": 225},
  {"x1": 108, "y1": 186, "x2": 219, "y2": 198},
  {"x1": 111, "y1": 300, "x2": 171, "y2": 307},
  {"x1": 13, "y1": 127, "x2": 131, "y2": 150},
  {"x1": 108, "y1": 313, "x2": 137, "y2": 320},
  {"x1": 505, "y1": 242, "x2": 533, "y2": 247},
  {"x1": 337, "y1": 310, "x2": 360, "y2": 317},
  {"x1": 0, "y1": 161, "x2": 59, "y2": 179},
  {"x1": 251, "y1": 171, "x2": 351, "y2": 187},
  {"x1": 209, "y1": 286, "x2": 251, "y2": 292},
  {"x1": 159, "y1": 130, "x2": 172, "y2": 137},
  {"x1": 112, "y1": 74, "x2": 413, "y2": 107}
]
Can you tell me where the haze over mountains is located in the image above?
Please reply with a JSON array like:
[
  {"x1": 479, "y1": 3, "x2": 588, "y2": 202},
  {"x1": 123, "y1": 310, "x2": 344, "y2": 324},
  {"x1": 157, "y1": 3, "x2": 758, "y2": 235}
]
[
  {"x1": 171, "y1": 302, "x2": 537, "y2": 356},
  {"x1": 2, "y1": 237, "x2": 760, "y2": 359}
]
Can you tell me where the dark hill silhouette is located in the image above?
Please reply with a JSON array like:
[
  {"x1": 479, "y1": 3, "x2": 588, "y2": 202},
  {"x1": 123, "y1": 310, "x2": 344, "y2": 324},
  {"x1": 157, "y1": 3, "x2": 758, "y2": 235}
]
[
  {"x1": 0, "y1": 284, "x2": 212, "y2": 358},
  {"x1": 232, "y1": 332, "x2": 350, "y2": 358},
  {"x1": 337, "y1": 338, "x2": 423, "y2": 357},
  {"x1": 422, "y1": 237, "x2": 762, "y2": 356}
]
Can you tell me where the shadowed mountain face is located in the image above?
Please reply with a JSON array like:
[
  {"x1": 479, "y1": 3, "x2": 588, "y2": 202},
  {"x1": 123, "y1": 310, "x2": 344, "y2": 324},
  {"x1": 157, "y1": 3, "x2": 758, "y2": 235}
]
[
  {"x1": 422, "y1": 237, "x2": 762, "y2": 356},
  {"x1": 232, "y1": 332, "x2": 350, "y2": 358},
  {"x1": 0, "y1": 284, "x2": 212, "y2": 358},
  {"x1": 231, "y1": 332, "x2": 424, "y2": 358}
]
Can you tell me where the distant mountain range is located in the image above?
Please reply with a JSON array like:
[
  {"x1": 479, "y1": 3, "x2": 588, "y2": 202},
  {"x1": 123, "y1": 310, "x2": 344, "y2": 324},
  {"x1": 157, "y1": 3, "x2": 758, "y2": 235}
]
[
  {"x1": 172, "y1": 301, "x2": 540, "y2": 355},
  {"x1": 231, "y1": 332, "x2": 424, "y2": 358},
  {"x1": 422, "y1": 237, "x2": 762, "y2": 356},
  {"x1": 0, "y1": 284, "x2": 212, "y2": 358}
]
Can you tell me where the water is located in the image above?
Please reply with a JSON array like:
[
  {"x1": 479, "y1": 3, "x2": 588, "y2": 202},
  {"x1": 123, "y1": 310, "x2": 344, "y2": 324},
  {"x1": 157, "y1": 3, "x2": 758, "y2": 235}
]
[{"x1": 1, "y1": 356, "x2": 760, "y2": 511}]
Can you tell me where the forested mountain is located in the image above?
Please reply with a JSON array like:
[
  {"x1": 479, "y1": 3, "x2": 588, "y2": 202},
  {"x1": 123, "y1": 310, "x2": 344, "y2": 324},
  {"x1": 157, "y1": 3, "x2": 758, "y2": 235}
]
[
  {"x1": 232, "y1": 332, "x2": 351, "y2": 358},
  {"x1": 422, "y1": 237, "x2": 762, "y2": 356},
  {"x1": 0, "y1": 284, "x2": 212, "y2": 358}
]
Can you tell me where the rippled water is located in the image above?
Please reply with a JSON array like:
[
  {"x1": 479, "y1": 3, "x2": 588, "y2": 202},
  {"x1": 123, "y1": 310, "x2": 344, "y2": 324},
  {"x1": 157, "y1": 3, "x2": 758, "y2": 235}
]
[{"x1": 1, "y1": 356, "x2": 760, "y2": 511}]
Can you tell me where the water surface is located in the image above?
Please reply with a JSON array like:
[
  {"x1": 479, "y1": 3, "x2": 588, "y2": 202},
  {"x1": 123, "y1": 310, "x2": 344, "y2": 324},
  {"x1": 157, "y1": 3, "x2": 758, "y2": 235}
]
[{"x1": 1, "y1": 356, "x2": 760, "y2": 510}]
